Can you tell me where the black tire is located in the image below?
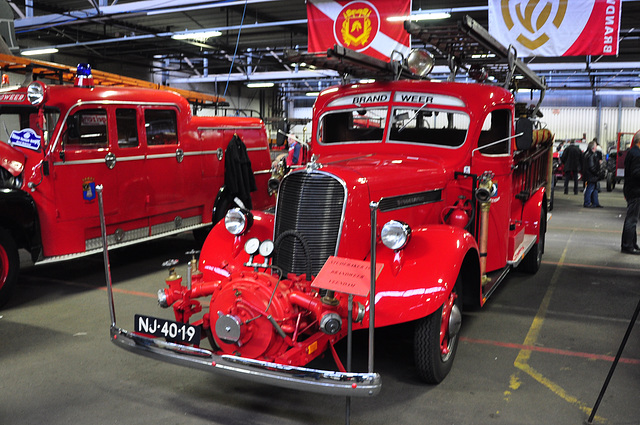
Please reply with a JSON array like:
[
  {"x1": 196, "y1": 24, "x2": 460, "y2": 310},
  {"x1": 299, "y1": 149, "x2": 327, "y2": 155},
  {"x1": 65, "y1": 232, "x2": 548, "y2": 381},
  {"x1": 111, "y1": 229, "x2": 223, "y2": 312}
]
[
  {"x1": 0, "y1": 228, "x2": 19, "y2": 308},
  {"x1": 414, "y1": 279, "x2": 462, "y2": 384},
  {"x1": 519, "y1": 206, "x2": 546, "y2": 274}
]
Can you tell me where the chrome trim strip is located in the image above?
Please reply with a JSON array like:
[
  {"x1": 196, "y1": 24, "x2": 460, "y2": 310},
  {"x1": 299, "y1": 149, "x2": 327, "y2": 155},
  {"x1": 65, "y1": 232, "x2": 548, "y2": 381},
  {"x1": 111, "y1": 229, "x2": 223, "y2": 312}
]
[
  {"x1": 35, "y1": 222, "x2": 209, "y2": 266},
  {"x1": 197, "y1": 126, "x2": 263, "y2": 131},
  {"x1": 253, "y1": 169, "x2": 271, "y2": 175},
  {"x1": 146, "y1": 153, "x2": 178, "y2": 159},
  {"x1": 53, "y1": 158, "x2": 106, "y2": 166},
  {"x1": 246, "y1": 146, "x2": 269, "y2": 152},
  {"x1": 110, "y1": 326, "x2": 381, "y2": 397}
]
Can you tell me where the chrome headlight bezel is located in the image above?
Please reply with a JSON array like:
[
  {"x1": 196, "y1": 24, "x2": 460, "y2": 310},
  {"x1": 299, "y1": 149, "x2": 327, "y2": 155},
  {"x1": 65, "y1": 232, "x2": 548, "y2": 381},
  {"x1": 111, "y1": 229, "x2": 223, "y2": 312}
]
[
  {"x1": 27, "y1": 82, "x2": 46, "y2": 105},
  {"x1": 224, "y1": 207, "x2": 253, "y2": 236},
  {"x1": 381, "y1": 220, "x2": 411, "y2": 250}
]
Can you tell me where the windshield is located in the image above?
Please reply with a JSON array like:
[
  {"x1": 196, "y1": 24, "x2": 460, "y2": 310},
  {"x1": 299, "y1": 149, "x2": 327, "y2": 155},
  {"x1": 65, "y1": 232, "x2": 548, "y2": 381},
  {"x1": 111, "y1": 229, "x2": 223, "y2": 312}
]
[
  {"x1": 317, "y1": 106, "x2": 470, "y2": 148},
  {"x1": 389, "y1": 107, "x2": 469, "y2": 147},
  {"x1": 0, "y1": 106, "x2": 60, "y2": 150},
  {"x1": 318, "y1": 108, "x2": 387, "y2": 144}
]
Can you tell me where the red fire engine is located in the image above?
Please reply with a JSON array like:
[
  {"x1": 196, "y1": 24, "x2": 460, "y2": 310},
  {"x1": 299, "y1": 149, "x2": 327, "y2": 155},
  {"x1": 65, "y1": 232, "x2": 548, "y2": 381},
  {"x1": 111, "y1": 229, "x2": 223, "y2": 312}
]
[
  {"x1": 107, "y1": 17, "x2": 553, "y2": 396},
  {"x1": 606, "y1": 132, "x2": 636, "y2": 191},
  {"x1": 0, "y1": 55, "x2": 274, "y2": 306}
]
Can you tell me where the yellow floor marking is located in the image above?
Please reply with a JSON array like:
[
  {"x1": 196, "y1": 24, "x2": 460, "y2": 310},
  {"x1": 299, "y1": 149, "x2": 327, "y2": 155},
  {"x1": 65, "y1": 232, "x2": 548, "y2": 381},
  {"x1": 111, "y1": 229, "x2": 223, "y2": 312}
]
[{"x1": 508, "y1": 234, "x2": 606, "y2": 423}]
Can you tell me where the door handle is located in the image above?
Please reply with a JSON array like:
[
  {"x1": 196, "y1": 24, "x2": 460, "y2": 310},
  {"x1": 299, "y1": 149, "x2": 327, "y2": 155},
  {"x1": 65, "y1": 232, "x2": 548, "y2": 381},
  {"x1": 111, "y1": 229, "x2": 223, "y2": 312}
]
[{"x1": 105, "y1": 152, "x2": 116, "y2": 169}]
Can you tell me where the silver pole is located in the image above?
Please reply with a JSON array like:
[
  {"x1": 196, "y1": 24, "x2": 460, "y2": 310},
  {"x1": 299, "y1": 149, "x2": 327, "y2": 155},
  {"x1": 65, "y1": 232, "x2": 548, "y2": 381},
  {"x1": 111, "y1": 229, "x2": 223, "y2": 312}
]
[
  {"x1": 97, "y1": 185, "x2": 116, "y2": 327},
  {"x1": 368, "y1": 201, "x2": 378, "y2": 373}
]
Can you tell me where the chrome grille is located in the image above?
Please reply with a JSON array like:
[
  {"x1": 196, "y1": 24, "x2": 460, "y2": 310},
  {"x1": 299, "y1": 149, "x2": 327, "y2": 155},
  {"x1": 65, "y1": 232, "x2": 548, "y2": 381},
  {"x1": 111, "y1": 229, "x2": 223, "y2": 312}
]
[{"x1": 274, "y1": 171, "x2": 345, "y2": 276}]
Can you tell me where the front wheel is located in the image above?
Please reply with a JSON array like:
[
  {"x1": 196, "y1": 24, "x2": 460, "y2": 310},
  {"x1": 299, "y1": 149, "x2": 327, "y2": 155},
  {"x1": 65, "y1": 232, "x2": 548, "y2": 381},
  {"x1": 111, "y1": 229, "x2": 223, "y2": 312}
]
[
  {"x1": 0, "y1": 228, "x2": 19, "y2": 307},
  {"x1": 606, "y1": 173, "x2": 615, "y2": 192},
  {"x1": 414, "y1": 280, "x2": 462, "y2": 384}
]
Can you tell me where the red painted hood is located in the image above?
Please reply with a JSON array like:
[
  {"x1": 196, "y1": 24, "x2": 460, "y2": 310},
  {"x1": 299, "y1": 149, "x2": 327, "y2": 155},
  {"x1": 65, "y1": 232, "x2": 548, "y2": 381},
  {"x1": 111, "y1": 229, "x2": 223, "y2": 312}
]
[
  {"x1": 318, "y1": 153, "x2": 448, "y2": 200},
  {"x1": 0, "y1": 141, "x2": 25, "y2": 176}
]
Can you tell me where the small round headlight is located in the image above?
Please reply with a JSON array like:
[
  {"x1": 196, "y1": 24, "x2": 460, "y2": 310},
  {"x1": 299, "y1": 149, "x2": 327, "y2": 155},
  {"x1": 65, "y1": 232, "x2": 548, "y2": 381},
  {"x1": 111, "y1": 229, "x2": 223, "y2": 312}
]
[
  {"x1": 27, "y1": 82, "x2": 46, "y2": 105},
  {"x1": 381, "y1": 220, "x2": 411, "y2": 250},
  {"x1": 224, "y1": 207, "x2": 253, "y2": 235}
]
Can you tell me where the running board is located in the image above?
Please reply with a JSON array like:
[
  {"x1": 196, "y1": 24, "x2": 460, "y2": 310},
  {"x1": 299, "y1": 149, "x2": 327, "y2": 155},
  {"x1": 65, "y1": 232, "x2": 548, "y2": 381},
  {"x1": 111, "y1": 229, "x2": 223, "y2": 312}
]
[{"x1": 508, "y1": 234, "x2": 537, "y2": 268}]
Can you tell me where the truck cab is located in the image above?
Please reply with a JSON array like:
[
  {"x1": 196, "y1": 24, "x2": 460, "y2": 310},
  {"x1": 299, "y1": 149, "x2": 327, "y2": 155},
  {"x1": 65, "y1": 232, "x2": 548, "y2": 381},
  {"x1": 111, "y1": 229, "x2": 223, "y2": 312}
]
[{"x1": 0, "y1": 64, "x2": 274, "y2": 306}]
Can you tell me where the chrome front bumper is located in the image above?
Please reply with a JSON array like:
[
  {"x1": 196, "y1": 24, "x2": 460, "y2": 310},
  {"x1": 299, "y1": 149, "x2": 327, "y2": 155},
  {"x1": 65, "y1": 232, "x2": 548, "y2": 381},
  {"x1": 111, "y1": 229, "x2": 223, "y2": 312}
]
[{"x1": 110, "y1": 326, "x2": 381, "y2": 397}]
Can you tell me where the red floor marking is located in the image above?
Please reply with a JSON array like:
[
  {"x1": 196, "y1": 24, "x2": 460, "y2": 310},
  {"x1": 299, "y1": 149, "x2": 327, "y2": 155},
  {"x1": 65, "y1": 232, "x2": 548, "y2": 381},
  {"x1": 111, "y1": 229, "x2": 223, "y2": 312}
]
[
  {"x1": 461, "y1": 336, "x2": 640, "y2": 365},
  {"x1": 98, "y1": 286, "x2": 156, "y2": 298}
]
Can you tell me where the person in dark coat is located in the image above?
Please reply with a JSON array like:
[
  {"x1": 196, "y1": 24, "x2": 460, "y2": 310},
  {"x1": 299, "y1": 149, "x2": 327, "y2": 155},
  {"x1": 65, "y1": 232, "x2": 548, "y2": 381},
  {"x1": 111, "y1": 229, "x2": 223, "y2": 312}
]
[
  {"x1": 561, "y1": 140, "x2": 582, "y2": 194},
  {"x1": 621, "y1": 130, "x2": 640, "y2": 254},
  {"x1": 582, "y1": 141, "x2": 602, "y2": 208},
  {"x1": 224, "y1": 134, "x2": 257, "y2": 210}
]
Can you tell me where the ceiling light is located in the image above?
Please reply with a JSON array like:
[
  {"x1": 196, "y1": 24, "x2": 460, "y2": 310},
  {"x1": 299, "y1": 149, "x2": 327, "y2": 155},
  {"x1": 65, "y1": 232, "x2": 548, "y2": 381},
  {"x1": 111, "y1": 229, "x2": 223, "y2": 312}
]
[
  {"x1": 171, "y1": 30, "x2": 222, "y2": 41},
  {"x1": 22, "y1": 48, "x2": 58, "y2": 56},
  {"x1": 305, "y1": 92, "x2": 320, "y2": 97},
  {"x1": 388, "y1": 12, "x2": 451, "y2": 22},
  {"x1": 246, "y1": 82, "x2": 274, "y2": 88}
]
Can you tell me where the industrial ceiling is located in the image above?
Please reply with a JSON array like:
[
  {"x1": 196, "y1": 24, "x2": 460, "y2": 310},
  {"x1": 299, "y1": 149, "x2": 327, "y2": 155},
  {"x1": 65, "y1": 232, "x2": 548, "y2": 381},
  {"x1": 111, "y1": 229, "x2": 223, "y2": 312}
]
[{"x1": 5, "y1": 0, "x2": 640, "y2": 94}]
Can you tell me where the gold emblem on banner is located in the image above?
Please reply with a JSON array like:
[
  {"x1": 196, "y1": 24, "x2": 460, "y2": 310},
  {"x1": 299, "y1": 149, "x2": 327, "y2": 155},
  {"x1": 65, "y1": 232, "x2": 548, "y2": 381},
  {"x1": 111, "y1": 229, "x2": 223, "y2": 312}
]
[
  {"x1": 340, "y1": 7, "x2": 372, "y2": 48},
  {"x1": 501, "y1": 0, "x2": 568, "y2": 50}
]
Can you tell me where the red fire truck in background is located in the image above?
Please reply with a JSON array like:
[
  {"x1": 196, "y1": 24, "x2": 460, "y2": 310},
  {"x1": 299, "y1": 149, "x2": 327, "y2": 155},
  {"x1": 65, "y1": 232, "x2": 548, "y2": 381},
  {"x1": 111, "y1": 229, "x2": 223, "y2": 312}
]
[
  {"x1": 0, "y1": 55, "x2": 274, "y2": 306},
  {"x1": 606, "y1": 132, "x2": 636, "y2": 191},
  {"x1": 107, "y1": 17, "x2": 553, "y2": 396}
]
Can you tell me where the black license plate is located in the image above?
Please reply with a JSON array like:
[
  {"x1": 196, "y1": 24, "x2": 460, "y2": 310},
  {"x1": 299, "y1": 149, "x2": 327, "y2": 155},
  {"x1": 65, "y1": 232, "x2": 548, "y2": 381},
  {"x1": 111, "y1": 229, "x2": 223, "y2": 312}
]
[{"x1": 134, "y1": 314, "x2": 201, "y2": 344}]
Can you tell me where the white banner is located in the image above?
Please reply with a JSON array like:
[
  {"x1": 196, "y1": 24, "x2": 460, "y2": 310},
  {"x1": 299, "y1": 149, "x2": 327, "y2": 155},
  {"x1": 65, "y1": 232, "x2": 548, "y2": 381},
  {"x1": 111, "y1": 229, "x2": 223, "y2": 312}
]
[{"x1": 488, "y1": 0, "x2": 621, "y2": 57}]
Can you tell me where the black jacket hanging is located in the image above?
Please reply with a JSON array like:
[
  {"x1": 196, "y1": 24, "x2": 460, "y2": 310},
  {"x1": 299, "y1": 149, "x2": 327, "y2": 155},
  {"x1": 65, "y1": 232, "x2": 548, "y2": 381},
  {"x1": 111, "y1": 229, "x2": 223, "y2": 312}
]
[{"x1": 224, "y1": 133, "x2": 257, "y2": 209}]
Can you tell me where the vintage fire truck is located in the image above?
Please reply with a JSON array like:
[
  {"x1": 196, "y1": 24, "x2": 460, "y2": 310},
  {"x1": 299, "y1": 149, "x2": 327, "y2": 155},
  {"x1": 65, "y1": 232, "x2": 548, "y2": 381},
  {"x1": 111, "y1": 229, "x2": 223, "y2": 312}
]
[
  {"x1": 0, "y1": 55, "x2": 274, "y2": 306},
  {"x1": 606, "y1": 132, "x2": 636, "y2": 191},
  {"x1": 107, "y1": 17, "x2": 553, "y2": 396}
]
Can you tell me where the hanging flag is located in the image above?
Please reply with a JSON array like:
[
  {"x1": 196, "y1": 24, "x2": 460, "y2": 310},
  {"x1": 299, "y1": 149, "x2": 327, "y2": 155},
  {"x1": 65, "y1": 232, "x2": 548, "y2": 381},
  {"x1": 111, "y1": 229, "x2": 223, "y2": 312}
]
[
  {"x1": 488, "y1": 0, "x2": 621, "y2": 57},
  {"x1": 307, "y1": 0, "x2": 411, "y2": 62}
]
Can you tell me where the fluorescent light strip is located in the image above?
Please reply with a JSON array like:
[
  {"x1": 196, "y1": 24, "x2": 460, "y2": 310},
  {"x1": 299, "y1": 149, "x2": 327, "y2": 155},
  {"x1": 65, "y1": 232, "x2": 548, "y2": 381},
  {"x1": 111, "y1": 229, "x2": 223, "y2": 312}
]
[{"x1": 22, "y1": 47, "x2": 58, "y2": 56}]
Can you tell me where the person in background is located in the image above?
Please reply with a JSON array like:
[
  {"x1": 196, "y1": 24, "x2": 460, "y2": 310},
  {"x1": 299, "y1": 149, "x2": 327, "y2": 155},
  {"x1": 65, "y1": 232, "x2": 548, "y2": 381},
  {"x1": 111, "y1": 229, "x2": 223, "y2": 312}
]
[
  {"x1": 621, "y1": 130, "x2": 640, "y2": 254},
  {"x1": 582, "y1": 141, "x2": 602, "y2": 208},
  {"x1": 286, "y1": 136, "x2": 301, "y2": 166},
  {"x1": 561, "y1": 139, "x2": 582, "y2": 195}
]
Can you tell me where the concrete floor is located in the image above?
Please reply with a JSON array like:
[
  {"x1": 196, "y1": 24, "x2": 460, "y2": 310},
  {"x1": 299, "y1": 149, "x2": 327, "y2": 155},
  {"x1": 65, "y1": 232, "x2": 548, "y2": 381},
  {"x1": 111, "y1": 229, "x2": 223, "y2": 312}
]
[{"x1": 1, "y1": 187, "x2": 639, "y2": 425}]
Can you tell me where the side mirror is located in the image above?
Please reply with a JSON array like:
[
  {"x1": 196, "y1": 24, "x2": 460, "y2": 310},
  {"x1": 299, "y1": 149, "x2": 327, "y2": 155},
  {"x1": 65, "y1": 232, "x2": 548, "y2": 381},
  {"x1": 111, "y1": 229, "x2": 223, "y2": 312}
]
[{"x1": 515, "y1": 118, "x2": 533, "y2": 150}]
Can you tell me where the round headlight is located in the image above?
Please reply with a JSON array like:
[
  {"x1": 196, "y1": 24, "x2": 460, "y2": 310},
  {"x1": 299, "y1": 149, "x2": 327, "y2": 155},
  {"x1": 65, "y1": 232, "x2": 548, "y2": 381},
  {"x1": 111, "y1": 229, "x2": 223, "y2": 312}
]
[
  {"x1": 27, "y1": 82, "x2": 46, "y2": 105},
  {"x1": 381, "y1": 220, "x2": 411, "y2": 250},
  {"x1": 224, "y1": 207, "x2": 253, "y2": 235}
]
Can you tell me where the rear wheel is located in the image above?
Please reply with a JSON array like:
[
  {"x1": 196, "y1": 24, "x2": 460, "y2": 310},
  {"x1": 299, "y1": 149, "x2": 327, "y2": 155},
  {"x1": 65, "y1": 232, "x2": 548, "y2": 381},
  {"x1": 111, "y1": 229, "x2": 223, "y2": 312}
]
[
  {"x1": 414, "y1": 278, "x2": 462, "y2": 384},
  {"x1": 606, "y1": 172, "x2": 615, "y2": 192},
  {"x1": 0, "y1": 228, "x2": 19, "y2": 307}
]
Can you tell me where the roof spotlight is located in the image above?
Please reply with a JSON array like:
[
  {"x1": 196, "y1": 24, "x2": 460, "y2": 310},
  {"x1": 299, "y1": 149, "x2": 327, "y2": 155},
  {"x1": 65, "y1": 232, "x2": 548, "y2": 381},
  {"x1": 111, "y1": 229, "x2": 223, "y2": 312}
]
[{"x1": 406, "y1": 49, "x2": 435, "y2": 78}]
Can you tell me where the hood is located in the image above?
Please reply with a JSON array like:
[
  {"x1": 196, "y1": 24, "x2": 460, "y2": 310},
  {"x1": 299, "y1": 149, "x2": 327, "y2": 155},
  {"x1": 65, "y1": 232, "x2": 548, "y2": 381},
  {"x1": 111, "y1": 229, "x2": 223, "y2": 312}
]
[
  {"x1": 316, "y1": 153, "x2": 448, "y2": 201},
  {"x1": 0, "y1": 141, "x2": 25, "y2": 176}
]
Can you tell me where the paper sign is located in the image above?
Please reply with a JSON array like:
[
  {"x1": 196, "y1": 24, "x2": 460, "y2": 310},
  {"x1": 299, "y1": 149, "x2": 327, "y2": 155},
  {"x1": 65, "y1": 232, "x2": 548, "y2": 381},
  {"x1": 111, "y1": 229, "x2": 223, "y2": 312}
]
[{"x1": 312, "y1": 256, "x2": 383, "y2": 297}]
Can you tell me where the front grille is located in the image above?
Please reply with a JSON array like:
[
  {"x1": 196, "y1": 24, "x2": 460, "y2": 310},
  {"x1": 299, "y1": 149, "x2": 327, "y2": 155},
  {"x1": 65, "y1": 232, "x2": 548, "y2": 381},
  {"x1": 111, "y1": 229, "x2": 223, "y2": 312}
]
[{"x1": 274, "y1": 171, "x2": 346, "y2": 276}]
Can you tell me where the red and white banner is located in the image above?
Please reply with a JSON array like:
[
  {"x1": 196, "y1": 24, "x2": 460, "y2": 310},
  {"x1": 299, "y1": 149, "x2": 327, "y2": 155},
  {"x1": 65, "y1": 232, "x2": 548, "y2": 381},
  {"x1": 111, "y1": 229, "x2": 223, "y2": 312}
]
[
  {"x1": 488, "y1": 0, "x2": 621, "y2": 57},
  {"x1": 307, "y1": 0, "x2": 411, "y2": 62}
]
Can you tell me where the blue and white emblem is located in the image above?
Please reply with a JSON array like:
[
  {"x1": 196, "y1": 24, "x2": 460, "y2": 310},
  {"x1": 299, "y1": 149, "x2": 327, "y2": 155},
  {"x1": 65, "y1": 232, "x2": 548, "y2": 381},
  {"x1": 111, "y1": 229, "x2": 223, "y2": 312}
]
[{"x1": 10, "y1": 129, "x2": 41, "y2": 151}]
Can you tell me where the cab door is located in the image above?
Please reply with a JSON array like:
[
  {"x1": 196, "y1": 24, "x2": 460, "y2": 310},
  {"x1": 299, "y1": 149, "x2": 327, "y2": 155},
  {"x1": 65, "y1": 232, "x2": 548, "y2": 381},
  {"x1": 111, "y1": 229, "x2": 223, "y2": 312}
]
[
  {"x1": 53, "y1": 106, "x2": 119, "y2": 221},
  {"x1": 142, "y1": 107, "x2": 184, "y2": 212}
]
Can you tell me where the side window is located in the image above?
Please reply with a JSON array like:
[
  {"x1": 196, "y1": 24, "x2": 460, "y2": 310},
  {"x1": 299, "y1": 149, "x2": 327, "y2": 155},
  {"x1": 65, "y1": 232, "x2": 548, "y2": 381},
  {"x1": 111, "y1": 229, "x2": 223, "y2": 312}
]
[
  {"x1": 144, "y1": 109, "x2": 177, "y2": 145},
  {"x1": 478, "y1": 109, "x2": 511, "y2": 155},
  {"x1": 63, "y1": 109, "x2": 108, "y2": 148},
  {"x1": 116, "y1": 108, "x2": 139, "y2": 148}
]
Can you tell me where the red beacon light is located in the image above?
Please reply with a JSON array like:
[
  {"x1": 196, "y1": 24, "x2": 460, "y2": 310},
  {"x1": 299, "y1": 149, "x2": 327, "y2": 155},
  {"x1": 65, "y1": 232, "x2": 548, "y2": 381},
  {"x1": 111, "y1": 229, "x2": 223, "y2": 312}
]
[{"x1": 74, "y1": 63, "x2": 94, "y2": 87}]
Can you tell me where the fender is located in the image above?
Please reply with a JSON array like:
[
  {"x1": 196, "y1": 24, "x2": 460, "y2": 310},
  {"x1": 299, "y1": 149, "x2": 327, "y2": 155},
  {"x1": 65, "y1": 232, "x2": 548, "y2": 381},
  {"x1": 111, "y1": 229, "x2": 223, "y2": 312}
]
[
  {"x1": 199, "y1": 210, "x2": 275, "y2": 281},
  {"x1": 367, "y1": 224, "x2": 479, "y2": 327},
  {"x1": 522, "y1": 187, "x2": 546, "y2": 235},
  {"x1": 0, "y1": 188, "x2": 42, "y2": 262}
]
